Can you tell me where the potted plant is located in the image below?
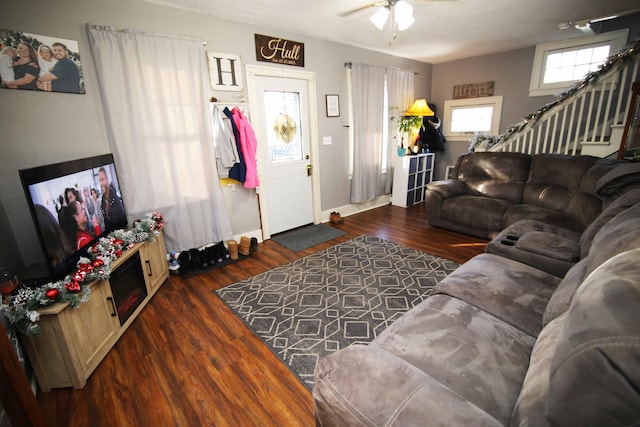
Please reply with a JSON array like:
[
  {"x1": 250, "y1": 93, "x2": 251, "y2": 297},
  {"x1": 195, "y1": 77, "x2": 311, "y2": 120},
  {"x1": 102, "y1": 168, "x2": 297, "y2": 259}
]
[{"x1": 390, "y1": 107, "x2": 423, "y2": 155}]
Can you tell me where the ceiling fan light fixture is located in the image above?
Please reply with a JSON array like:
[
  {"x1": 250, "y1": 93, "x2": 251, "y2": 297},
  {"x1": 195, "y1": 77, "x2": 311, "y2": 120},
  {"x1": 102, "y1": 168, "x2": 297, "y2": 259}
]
[
  {"x1": 396, "y1": 14, "x2": 415, "y2": 31},
  {"x1": 394, "y1": 0, "x2": 414, "y2": 31},
  {"x1": 370, "y1": 7, "x2": 390, "y2": 30},
  {"x1": 370, "y1": 0, "x2": 415, "y2": 33}
]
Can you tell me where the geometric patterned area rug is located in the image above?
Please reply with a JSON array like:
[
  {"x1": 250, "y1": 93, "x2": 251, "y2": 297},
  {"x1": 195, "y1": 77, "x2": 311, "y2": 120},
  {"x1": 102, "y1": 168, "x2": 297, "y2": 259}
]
[{"x1": 215, "y1": 235, "x2": 460, "y2": 390}]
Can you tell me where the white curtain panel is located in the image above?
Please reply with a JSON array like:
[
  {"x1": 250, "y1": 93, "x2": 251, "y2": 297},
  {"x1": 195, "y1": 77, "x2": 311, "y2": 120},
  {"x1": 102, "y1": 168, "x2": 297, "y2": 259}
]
[
  {"x1": 86, "y1": 24, "x2": 233, "y2": 252},
  {"x1": 385, "y1": 67, "x2": 414, "y2": 192},
  {"x1": 350, "y1": 63, "x2": 386, "y2": 203}
]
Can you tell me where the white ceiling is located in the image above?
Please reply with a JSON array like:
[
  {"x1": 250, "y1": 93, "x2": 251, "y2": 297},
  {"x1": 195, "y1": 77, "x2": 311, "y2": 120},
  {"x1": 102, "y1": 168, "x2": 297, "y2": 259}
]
[{"x1": 143, "y1": 0, "x2": 640, "y2": 64}]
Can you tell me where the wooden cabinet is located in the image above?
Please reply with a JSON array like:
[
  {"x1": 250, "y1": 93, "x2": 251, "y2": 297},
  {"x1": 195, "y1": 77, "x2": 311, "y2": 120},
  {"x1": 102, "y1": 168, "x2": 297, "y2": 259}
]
[
  {"x1": 392, "y1": 153, "x2": 435, "y2": 207},
  {"x1": 140, "y1": 231, "x2": 168, "y2": 295},
  {"x1": 21, "y1": 231, "x2": 169, "y2": 391}
]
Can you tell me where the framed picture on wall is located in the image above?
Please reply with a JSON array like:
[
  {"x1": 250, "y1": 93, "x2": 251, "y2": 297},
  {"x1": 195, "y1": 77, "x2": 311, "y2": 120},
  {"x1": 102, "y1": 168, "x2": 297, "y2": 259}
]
[
  {"x1": 326, "y1": 94, "x2": 340, "y2": 117},
  {"x1": 0, "y1": 29, "x2": 85, "y2": 94}
]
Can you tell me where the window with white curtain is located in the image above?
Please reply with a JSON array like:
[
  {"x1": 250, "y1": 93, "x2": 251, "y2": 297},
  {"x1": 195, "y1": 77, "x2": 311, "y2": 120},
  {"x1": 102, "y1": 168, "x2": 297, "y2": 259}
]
[
  {"x1": 86, "y1": 25, "x2": 233, "y2": 252},
  {"x1": 347, "y1": 72, "x2": 404, "y2": 176},
  {"x1": 347, "y1": 63, "x2": 413, "y2": 203}
]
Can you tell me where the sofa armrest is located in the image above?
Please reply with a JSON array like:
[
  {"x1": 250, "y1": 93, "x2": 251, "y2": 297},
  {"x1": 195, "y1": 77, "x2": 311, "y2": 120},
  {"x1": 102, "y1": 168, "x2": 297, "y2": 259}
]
[{"x1": 426, "y1": 179, "x2": 466, "y2": 199}]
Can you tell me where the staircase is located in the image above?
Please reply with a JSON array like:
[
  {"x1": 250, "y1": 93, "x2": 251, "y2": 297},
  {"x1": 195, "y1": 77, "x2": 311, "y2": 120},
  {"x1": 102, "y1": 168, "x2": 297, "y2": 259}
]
[{"x1": 486, "y1": 41, "x2": 640, "y2": 157}]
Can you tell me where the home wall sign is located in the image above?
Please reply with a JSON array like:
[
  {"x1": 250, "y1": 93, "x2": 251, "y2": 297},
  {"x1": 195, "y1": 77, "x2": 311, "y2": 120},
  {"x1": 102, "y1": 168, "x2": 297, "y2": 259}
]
[
  {"x1": 254, "y1": 34, "x2": 304, "y2": 67},
  {"x1": 207, "y1": 51, "x2": 243, "y2": 91},
  {"x1": 453, "y1": 81, "x2": 494, "y2": 99}
]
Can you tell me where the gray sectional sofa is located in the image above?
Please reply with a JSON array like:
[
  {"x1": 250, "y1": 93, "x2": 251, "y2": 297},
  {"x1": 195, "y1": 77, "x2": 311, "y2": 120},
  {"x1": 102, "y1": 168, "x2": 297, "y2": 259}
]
[
  {"x1": 313, "y1": 154, "x2": 640, "y2": 426},
  {"x1": 424, "y1": 152, "x2": 632, "y2": 239}
]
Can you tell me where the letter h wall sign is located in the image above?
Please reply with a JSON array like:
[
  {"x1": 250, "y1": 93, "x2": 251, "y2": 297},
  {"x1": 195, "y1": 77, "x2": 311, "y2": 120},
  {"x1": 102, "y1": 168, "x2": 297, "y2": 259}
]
[{"x1": 207, "y1": 51, "x2": 244, "y2": 91}]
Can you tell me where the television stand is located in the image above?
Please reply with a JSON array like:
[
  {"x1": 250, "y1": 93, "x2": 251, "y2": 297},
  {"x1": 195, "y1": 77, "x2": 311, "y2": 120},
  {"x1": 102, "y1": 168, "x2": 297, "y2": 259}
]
[{"x1": 20, "y1": 230, "x2": 169, "y2": 392}]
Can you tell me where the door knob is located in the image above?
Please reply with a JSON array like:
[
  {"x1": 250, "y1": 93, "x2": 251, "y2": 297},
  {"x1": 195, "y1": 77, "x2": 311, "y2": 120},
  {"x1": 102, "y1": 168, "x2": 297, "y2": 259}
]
[{"x1": 306, "y1": 164, "x2": 312, "y2": 176}]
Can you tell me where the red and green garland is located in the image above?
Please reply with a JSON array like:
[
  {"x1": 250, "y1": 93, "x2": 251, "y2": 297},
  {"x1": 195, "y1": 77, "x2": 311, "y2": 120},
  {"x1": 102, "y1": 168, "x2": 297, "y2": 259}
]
[{"x1": 0, "y1": 212, "x2": 165, "y2": 336}]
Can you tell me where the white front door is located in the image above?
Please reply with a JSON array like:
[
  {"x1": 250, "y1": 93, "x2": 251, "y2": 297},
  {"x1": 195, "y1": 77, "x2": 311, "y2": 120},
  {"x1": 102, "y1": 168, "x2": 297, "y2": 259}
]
[{"x1": 247, "y1": 66, "x2": 320, "y2": 238}]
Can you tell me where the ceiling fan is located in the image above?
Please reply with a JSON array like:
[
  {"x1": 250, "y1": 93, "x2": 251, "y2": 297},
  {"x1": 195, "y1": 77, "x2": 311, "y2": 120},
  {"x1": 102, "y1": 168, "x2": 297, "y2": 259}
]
[
  {"x1": 339, "y1": 0, "x2": 456, "y2": 18},
  {"x1": 340, "y1": 0, "x2": 457, "y2": 42},
  {"x1": 559, "y1": 7, "x2": 640, "y2": 35}
]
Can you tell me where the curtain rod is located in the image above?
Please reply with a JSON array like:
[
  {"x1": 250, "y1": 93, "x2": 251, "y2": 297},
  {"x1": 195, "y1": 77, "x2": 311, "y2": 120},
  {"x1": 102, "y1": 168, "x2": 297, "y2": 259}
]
[
  {"x1": 211, "y1": 102, "x2": 249, "y2": 106},
  {"x1": 344, "y1": 61, "x2": 417, "y2": 74}
]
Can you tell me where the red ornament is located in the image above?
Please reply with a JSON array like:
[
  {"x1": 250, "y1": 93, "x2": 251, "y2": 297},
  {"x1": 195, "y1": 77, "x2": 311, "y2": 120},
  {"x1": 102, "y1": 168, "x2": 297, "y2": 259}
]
[
  {"x1": 92, "y1": 258, "x2": 104, "y2": 268},
  {"x1": 45, "y1": 288, "x2": 59, "y2": 300},
  {"x1": 115, "y1": 249, "x2": 123, "y2": 257},
  {"x1": 64, "y1": 280, "x2": 81, "y2": 292}
]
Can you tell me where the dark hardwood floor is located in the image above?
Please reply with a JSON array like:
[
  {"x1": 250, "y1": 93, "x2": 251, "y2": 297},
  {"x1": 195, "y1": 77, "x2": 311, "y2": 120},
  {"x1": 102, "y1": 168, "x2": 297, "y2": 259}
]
[{"x1": 35, "y1": 203, "x2": 487, "y2": 427}]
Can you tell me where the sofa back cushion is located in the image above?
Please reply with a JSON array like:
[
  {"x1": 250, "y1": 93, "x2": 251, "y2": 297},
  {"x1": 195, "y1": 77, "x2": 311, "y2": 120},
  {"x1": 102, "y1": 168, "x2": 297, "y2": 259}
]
[
  {"x1": 455, "y1": 152, "x2": 531, "y2": 203},
  {"x1": 566, "y1": 158, "x2": 628, "y2": 227},
  {"x1": 596, "y1": 161, "x2": 640, "y2": 198},
  {"x1": 585, "y1": 202, "x2": 640, "y2": 277},
  {"x1": 511, "y1": 249, "x2": 640, "y2": 426},
  {"x1": 545, "y1": 248, "x2": 640, "y2": 426},
  {"x1": 523, "y1": 154, "x2": 598, "y2": 214},
  {"x1": 541, "y1": 199, "x2": 640, "y2": 328},
  {"x1": 579, "y1": 188, "x2": 640, "y2": 258},
  {"x1": 541, "y1": 257, "x2": 589, "y2": 327}
]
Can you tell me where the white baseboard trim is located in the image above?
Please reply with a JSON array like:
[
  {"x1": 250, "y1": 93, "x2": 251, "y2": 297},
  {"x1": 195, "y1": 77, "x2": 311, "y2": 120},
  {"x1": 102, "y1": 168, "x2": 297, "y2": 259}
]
[
  {"x1": 232, "y1": 229, "x2": 263, "y2": 243},
  {"x1": 321, "y1": 195, "x2": 391, "y2": 223},
  {"x1": 241, "y1": 196, "x2": 391, "y2": 242}
]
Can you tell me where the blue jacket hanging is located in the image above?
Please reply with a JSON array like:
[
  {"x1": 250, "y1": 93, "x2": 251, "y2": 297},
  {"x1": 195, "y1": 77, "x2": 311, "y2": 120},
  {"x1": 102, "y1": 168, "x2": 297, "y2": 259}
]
[{"x1": 224, "y1": 106, "x2": 247, "y2": 183}]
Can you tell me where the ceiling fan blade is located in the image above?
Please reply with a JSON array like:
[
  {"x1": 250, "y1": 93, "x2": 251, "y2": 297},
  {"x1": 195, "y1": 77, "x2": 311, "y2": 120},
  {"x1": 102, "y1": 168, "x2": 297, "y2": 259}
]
[{"x1": 339, "y1": 1, "x2": 388, "y2": 18}]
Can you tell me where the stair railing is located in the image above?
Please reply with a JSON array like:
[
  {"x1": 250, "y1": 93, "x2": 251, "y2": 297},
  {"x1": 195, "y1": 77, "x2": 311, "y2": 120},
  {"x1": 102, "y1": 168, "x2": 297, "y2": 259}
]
[{"x1": 482, "y1": 41, "x2": 640, "y2": 156}]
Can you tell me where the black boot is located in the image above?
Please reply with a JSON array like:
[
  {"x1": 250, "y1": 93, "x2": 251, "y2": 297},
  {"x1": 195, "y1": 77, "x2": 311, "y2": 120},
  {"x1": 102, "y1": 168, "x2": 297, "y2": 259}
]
[{"x1": 178, "y1": 250, "x2": 191, "y2": 276}]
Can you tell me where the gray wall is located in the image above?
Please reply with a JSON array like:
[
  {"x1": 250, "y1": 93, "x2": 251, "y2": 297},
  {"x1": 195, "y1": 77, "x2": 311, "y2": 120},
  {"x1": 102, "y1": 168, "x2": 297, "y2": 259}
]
[
  {"x1": 0, "y1": 0, "x2": 431, "y2": 272},
  {"x1": 429, "y1": 47, "x2": 556, "y2": 180},
  {"x1": 428, "y1": 18, "x2": 640, "y2": 181}
]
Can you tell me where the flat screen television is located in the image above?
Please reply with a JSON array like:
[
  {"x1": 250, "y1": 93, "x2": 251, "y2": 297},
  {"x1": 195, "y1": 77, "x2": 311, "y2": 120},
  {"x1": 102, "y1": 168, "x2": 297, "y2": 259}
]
[{"x1": 19, "y1": 154, "x2": 127, "y2": 282}]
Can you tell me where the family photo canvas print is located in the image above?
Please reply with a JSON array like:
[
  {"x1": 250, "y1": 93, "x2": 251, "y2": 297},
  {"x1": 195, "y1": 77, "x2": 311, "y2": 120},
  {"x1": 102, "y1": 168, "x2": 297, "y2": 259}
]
[{"x1": 0, "y1": 29, "x2": 85, "y2": 94}]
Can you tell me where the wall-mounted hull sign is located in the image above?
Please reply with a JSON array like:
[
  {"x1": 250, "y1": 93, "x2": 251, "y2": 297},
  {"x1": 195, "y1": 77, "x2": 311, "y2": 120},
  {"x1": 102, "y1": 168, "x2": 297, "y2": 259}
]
[{"x1": 254, "y1": 34, "x2": 304, "y2": 67}]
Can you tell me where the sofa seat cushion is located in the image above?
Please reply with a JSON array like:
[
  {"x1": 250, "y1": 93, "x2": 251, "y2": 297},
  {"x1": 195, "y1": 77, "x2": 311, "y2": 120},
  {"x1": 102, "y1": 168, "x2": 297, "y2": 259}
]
[
  {"x1": 435, "y1": 254, "x2": 562, "y2": 337},
  {"x1": 314, "y1": 295, "x2": 535, "y2": 426},
  {"x1": 485, "y1": 220, "x2": 581, "y2": 277},
  {"x1": 440, "y1": 195, "x2": 512, "y2": 232},
  {"x1": 503, "y1": 204, "x2": 585, "y2": 232}
]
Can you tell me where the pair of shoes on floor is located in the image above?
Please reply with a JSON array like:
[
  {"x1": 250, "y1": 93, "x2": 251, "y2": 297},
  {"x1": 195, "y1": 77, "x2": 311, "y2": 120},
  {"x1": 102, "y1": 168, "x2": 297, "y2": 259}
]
[
  {"x1": 227, "y1": 236, "x2": 259, "y2": 260},
  {"x1": 329, "y1": 211, "x2": 344, "y2": 225},
  {"x1": 177, "y1": 242, "x2": 230, "y2": 275}
]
